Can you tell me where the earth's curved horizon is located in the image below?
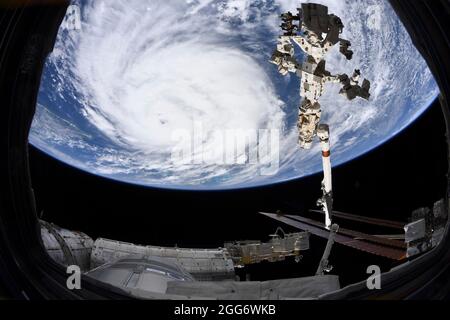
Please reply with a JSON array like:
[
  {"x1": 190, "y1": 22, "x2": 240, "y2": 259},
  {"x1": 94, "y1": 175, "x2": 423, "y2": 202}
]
[{"x1": 30, "y1": 0, "x2": 439, "y2": 190}]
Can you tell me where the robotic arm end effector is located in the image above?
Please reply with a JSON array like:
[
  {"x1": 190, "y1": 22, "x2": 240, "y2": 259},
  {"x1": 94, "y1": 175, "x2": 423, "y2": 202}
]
[
  {"x1": 270, "y1": 48, "x2": 299, "y2": 76},
  {"x1": 339, "y1": 39, "x2": 354, "y2": 60},
  {"x1": 270, "y1": 51, "x2": 289, "y2": 76},
  {"x1": 338, "y1": 71, "x2": 371, "y2": 101}
]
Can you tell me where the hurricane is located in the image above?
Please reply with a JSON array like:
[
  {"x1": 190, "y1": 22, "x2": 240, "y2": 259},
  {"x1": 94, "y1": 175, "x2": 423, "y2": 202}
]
[{"x1": 30, "y1": 0, "x2": 439, "y2": 190}]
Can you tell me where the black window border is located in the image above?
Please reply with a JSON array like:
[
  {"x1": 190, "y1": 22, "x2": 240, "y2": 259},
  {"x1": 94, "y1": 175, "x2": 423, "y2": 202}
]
[{"x1": 0, "y1": 0, "x2": 448, "y2": 300}]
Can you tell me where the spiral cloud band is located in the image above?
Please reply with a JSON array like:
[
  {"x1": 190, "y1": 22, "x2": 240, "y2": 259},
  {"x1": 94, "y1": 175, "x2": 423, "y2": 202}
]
[{"x1": 30, "y1": 0, "x2": 438, "y2": 189}]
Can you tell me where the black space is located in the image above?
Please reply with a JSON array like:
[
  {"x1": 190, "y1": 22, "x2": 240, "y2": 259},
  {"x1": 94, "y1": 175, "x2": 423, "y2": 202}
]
[{"x1": 28, "y1": 99, "x2": 448, "y2": 286}]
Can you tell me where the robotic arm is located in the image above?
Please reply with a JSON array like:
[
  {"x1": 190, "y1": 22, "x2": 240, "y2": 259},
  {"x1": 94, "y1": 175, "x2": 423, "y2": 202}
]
[
  {"x1": 317, "y1": 124, "x2": 333, "y2": 230},
  {"x1": 323, "y1": 70, "x2": 371, "y2": 101},
  {"x1": 339, "y1": 70, "x2": 371, "y2": 100},
  {"x1": 270, "y1": 50, "x2": 300, "y2": 76},
  {"x1": 270, "y1": 4, "x2": 371, "y2": 231},
  {"x1": 270, "y1": 36, "x2": 300, "y2": 76}
]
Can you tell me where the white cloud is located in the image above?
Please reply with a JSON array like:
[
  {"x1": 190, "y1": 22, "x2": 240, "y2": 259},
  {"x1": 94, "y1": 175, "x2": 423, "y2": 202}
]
[
  {"x1": 30, "y1": 0, "x2": 438, "y2": 189},
  {"x1": 73, "y1": 0, "x2": 285, "y2": 155}
]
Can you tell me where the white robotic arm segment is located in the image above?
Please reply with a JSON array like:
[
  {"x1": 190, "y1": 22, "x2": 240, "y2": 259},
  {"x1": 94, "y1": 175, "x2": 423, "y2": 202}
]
[
  {"x1": 317, "y1": 124, "x2": 333, "y2": 229},
  {"x1": 317, "y1": 124, "x2": 332, "y2": 194}
]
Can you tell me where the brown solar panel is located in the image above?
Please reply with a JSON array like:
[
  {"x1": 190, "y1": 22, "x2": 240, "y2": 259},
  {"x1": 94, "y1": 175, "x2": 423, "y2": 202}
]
[
  {"x1": 260, "y1": 212, "x2": 407, "y2": 261},
  {"x1": 309, "y1": 209, "x2": 405, "y2": 230},
  {"x1": 286, "y1": 215, "x2": 407, "y2": 249}
]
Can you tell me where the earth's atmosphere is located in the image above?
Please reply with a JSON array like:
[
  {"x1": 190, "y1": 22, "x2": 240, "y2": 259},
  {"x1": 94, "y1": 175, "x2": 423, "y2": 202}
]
[{"x1": 30, "y1": 0, "x2": 439, "y2": 190}]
